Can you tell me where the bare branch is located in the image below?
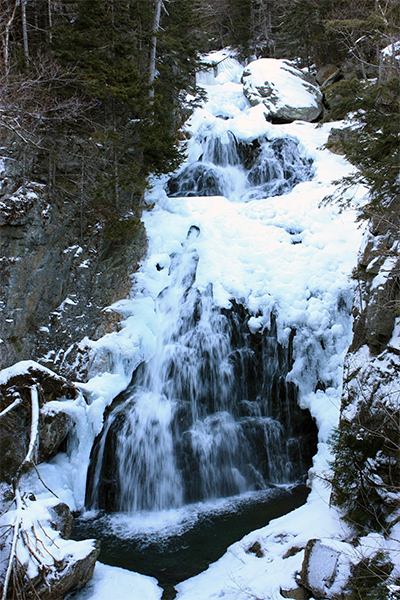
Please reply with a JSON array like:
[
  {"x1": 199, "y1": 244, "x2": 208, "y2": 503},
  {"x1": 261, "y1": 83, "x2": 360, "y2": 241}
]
[{"x1": 0, "y1": 396, "x2": 22, "y2": 420}]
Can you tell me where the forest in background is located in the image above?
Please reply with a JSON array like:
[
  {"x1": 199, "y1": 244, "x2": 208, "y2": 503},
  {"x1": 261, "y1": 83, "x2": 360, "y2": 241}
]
[{"x1": 0, "y1": 0, "x2": 399, "y2": 225}]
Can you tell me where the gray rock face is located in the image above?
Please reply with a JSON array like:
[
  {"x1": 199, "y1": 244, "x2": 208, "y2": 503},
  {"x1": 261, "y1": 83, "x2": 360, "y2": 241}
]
[
  {"x1": 349, "y1": 208, "x2": 400, "y2": 356},
  {"x1": 242, "y1": 59, "x2": 323, "y2": 122},
  {"x1": 0, "y1": 132, "x2": 147, "y2": 378},
  {"x1": 330, "y1": 207, "x2": 400, "y2": 532}
]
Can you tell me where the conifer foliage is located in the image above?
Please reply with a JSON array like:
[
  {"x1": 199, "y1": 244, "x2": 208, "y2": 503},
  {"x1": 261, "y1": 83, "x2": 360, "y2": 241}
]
[{"x1": 0, "y1": 0, "x2": 203, "y2": 221}]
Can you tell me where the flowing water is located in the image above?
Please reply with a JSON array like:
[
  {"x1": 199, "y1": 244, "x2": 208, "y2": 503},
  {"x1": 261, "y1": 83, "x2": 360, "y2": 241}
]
[
  {"x1": 75, "y1": 55, "x2": 332, "y2": 597},
  {"x1": 85, "y1": 235, "x2": 317, "y2": 513}
]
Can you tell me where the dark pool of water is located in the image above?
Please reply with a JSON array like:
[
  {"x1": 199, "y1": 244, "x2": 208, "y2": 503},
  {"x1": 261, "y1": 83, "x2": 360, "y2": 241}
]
[{"x1": 72, "y1": 483, "x2": 309, "y2": 599}]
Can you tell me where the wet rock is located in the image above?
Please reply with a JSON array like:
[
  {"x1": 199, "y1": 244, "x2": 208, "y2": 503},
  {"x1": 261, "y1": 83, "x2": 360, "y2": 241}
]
[
  {"x1": 48, "y1": 502, "x2": 74, "y2": 540},
  {"x1": 166, "y1": 163, "x2": 225, "y2": 197}
]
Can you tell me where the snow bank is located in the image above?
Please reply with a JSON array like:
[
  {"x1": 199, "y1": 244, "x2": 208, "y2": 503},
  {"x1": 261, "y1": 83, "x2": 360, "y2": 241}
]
[{"x1": 70, "y1": 562, "x2": 162, "y2": 600}]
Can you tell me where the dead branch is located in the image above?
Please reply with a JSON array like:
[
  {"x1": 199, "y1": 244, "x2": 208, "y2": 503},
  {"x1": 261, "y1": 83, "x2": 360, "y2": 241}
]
[
  {"x1": 32, "y1": 464, "x2": 59, "y2": 499},
  {"x1": 0, "y1": 397, "x2": 22, "y2": 420},
  {"x1": 1, "y1": 488, "x2": 22, "y2": 600}
]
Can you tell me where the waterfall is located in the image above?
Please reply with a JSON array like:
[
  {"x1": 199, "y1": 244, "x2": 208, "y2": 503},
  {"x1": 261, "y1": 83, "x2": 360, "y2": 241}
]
[
  {"x1": 85, "y1": 58, "x2": 320, "y2": 516},
  {"x1": 165, "y1": 131, "x2": 313, "y2": 202},
  {"x1": 86, "y1": 233, "x2": 317, "y2": 513}
]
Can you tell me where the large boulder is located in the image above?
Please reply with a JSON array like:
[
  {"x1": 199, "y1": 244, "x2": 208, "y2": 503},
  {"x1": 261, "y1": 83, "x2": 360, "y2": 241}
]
[
  {"x1": 299, "y1": 539, "x2": 353, "y2": 598},
  {"x1": 0, "y1": 361, "x2": 78, "y2": 482},
  {"x1": 242, "y1": 59, "x2": 323, "y2": 122}
]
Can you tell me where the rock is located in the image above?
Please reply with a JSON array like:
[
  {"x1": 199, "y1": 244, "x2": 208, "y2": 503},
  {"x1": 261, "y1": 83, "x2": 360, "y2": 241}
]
[
  {"x1": 283, "y1": 545, "x2": 304, "y2": 559},
  {"x1": 0, "y1": 362, "x2": 77, "y2": 482},
  {"x1": 48, "y1": 502, "x2": 74, "y2": 540},
  {"x1": 27, "y1": 539, "x2": 101, "y2": 600},
  {"x1": 316, "y1": 64, "x2": 342, "y2": 89},
  {"x1": 280, "y1": 587, "x2": 309, "y2": 600},
  {"x1": 0, "y1": 130, "x2": 146, "y2": 378},
  {"x1": 38, "y1": 410, "x2": 73, "y2": 462},
  {"x1": 333, "y1": 337, "x2": 400, "y2": 532},
  {"x1": 349, "y1": 214, "x2": 400, "y2": 356},
  {"x1": 1, "y1": 492, "x2": 100, "y2": 600},
  {"x1": 299, "y1": 539, "x2": 352, "y2": 598},
  {"x1": 246, "y1": 541, "x2": 264, "y2": 557},
  {"x1": 242, "y1": 59, "x2": 323, "y2": 122},
  {"x1": 325, "y1": 127, "x2": 352, "y2": 155},
  {"x1": 166, "y1": 163, "x2": 226, "y2": 197}
]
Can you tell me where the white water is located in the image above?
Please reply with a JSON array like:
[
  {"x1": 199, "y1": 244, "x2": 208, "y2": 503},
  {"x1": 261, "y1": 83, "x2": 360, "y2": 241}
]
[
  {"x1": 85, "y1": 55, "x2": 342, "y2": 514},
  {"x1": 87, "y1": 227, "x2": 307, "y2": 512}
]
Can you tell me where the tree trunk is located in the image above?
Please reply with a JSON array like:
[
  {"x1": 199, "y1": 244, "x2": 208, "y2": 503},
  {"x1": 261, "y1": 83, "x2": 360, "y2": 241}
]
[
  {"x1": 3, "y1": 0, "x2": 20, "y2": 74},
  {"x1": 21, "y1": 0, "x2": 29, "y2": 65},
  {"x1": 149, "y1": 0, "x2": 163, "y2": 98},
  {"x1": 48, "y1": 0, "x2": 53, "y2": 42}
]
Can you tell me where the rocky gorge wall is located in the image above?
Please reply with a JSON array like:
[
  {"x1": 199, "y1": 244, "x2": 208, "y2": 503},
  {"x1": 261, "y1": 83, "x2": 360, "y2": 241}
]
[
  {"x1": 331, "y1": 204, "x2": 400, "y2": 533},
  {"x1": 0, "y1": 131, "x2": 147, "y2": 378},
  {"x1": 288, "y1": 205, "x2": 400, "y2": 600}
]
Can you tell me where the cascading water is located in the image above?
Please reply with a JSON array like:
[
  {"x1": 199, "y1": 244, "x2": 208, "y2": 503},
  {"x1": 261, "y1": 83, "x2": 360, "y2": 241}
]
[
  {"x1": 85, "y1": 56, "x2": 319, "y2": 515},
  {"x1": 61, "y1": 50, "x2": 365, "y2": 600},
  {"x1": 86, "y1": 225, "x2": 317, "y2": 513},
  {"x1": 70, "y1": 51, "x2": 364, "y2": 599},
  {"x1": 165, "y1": 130, "x2": 313, "y2": 202}
]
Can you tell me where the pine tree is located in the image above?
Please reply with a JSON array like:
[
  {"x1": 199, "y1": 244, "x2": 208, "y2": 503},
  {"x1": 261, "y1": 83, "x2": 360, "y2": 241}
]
[{"x1": 324, "y1": 76, "x2": 400, "y2": 217}]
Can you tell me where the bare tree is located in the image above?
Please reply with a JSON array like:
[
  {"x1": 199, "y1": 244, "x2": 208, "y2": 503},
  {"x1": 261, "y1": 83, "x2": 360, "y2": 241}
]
[
  {"x1": 149, "y1": 0, "x2": 164, "y2": 98},
  {"x1": 1, "y1": 0, "x2": 20, "y2": 75},
  {"x1": 20, "y1": 0, "x2": 28, "y2": 64}
]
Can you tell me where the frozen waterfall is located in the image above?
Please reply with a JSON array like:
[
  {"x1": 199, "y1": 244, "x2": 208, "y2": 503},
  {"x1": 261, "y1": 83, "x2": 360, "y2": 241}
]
[
  {"x1": 85, "y1": 75, "x2": 321, "y2": 515},
  {"x1": 82, "y1": 52, "x2": 360, "y2": 525}
]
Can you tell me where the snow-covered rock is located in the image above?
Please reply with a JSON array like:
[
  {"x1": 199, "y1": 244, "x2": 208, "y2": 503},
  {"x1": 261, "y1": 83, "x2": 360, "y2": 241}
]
[
  {"x1": 0, "y1": 494, "x2": 100, "y2": 600},
  {"x1": 299, "y1": 538, "x2": 354, "y2": 598},
  {"x1": 0, "y1": 361, "x2": 77, "y2": 482},
  {"x1": 241, "y1": 58, "x2": 323, "y2": 122}
]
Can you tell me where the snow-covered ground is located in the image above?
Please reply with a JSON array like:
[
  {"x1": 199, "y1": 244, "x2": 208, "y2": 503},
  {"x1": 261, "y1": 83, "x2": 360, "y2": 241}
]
[{"x1": 2, "y1": 51, "x2": 372, "y2": 599}]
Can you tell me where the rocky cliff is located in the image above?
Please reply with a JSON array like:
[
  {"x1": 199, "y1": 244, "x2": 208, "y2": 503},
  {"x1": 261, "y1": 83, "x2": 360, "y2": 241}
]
[
  {"x1": 292, "y1": 205, "x2": 400, "y2": 600},
  {"x1": 332, "y1": 203, "x2": 400, "y2": 534},
  {"x1": 0, "y1": 131, "x2": 147, "y2": 378}
]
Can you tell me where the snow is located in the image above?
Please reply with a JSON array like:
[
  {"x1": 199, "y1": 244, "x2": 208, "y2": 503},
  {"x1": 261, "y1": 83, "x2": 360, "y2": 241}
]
[
  {"x1": 0, "y1": 495, "x2": 98, "y2": 586},
  {"x1": 371, "y1": 256, "x2": 398, "y2": 290},
  {"x1": 69, "y1": 562, "x2": 162, "y2": 600},
  {"x1": 0, "y1": 51, "x2": 376, "y2": 600},
  {"x1": 175, "y1": 481, "x2": 351, "y2": 600},
  {"x1": 0, "y1": 359, "x2": 64, "y2": 386},
  {"x1": 389, "y1": 317, "x2": 400, "y2": 352},
  {"x1": 242, "y1": 58, "x2": 321, "y2": 110},
  {"x1": 381, "y1": 40, "x2": 400, "y2": 61}
]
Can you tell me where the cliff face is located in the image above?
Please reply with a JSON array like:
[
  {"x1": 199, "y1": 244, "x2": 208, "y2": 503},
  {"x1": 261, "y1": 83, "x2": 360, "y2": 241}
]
[
  {"x1": 0, "y1": 132, "x2": 147, "y2": 378},
  {"x1": 331, "y1": 204, "x2": 400, "y2": 533}
]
